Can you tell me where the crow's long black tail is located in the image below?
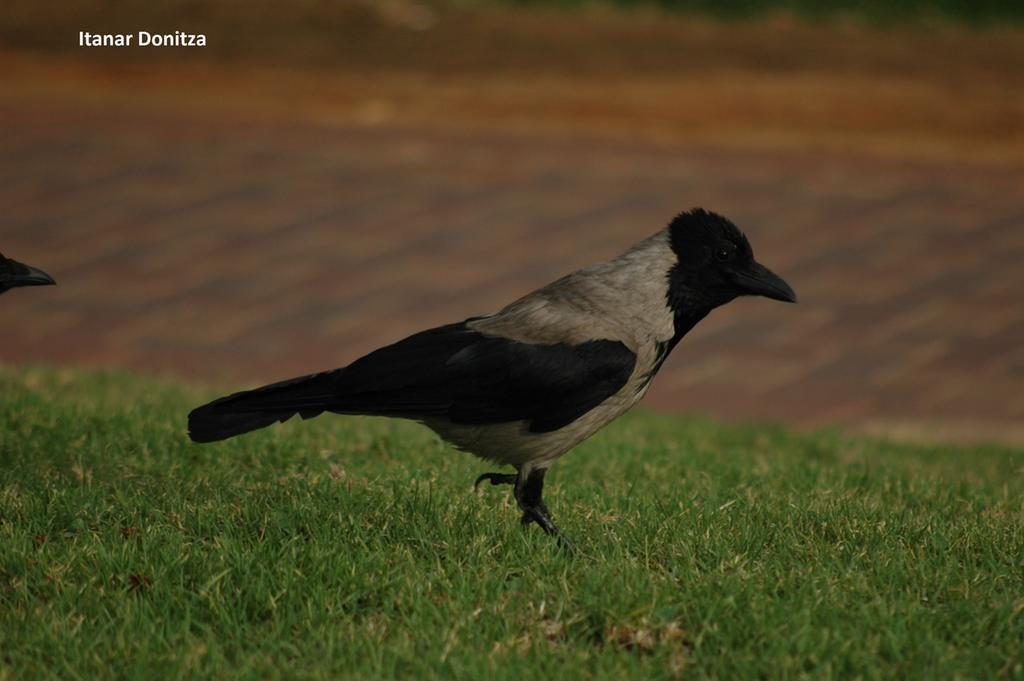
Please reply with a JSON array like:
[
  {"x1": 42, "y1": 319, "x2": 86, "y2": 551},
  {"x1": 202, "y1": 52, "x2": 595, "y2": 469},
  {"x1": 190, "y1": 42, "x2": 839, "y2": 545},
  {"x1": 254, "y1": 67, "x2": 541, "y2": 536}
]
[{"x1": 187, "y1": 369, "x2": 343, "y2": 443}]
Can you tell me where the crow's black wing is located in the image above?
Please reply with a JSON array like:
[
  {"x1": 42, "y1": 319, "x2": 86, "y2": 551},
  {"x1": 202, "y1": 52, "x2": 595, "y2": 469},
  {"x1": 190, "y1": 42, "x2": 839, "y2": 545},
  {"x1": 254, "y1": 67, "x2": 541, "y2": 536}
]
[
  {"x1": 334, "y1": 322, "x2": 637, "y2": 432},
  {"x1": 188, "y1": 321, "x2": 637, "y2": 442}
]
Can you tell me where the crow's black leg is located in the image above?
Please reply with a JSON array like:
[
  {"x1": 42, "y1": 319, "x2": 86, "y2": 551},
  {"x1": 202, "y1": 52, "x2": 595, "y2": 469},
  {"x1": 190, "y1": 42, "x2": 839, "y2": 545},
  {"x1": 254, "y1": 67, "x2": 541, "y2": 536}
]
[
  {"x1": 475, "y1": 467, "x2": 573, "y2": 548},
  {"x1": 474, "y1": 472, "x2": 517, "y2": 490},
  {"x1": 514, "y1": 468, "x2": 573, "y2": 549}
]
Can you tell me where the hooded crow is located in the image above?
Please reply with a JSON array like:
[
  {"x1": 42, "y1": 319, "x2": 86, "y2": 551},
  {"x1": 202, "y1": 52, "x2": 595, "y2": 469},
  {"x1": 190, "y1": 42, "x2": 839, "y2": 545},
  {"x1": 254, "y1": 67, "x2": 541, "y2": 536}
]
[
  {"x1": 188, "y1": 208, "x2": 796, "y2": 541},
  {"x1": 0, "y1": 253, "x2": 56, "y2": 294}
]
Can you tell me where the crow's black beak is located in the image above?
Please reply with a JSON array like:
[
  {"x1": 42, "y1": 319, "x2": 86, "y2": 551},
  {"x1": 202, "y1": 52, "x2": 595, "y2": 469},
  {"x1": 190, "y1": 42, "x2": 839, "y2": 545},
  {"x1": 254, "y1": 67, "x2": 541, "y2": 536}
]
[
  {"x1": 734, "y1": 261, "x2": 796, "y2": 303},
  {"x1": 14, "y1": 263, "x2": 57, "y2": 287}
]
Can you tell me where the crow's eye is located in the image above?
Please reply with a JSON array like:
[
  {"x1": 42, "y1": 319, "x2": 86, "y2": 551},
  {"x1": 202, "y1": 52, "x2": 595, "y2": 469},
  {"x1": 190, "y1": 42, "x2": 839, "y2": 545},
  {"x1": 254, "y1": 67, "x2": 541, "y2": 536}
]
[{"x1": 715, "y1": 247, "x2": 733, "y2": 262}]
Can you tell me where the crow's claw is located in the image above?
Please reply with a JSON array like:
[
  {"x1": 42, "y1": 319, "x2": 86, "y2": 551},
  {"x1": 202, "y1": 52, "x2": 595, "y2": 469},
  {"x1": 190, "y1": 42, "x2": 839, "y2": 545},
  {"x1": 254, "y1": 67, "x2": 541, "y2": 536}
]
[
  {"x1": 474, "y1": 472, "x2": 517, "y2": 490},
  {"x1": 521, "y1": 505, "x2": 575, "y2": 551}
]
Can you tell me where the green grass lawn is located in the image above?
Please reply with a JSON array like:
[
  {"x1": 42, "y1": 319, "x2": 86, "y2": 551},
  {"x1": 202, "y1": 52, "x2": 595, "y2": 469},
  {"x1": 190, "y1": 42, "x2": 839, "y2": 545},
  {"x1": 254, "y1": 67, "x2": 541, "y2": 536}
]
[{"x1": 1, "y1": 366, "x2": 1022, "y2": 680}]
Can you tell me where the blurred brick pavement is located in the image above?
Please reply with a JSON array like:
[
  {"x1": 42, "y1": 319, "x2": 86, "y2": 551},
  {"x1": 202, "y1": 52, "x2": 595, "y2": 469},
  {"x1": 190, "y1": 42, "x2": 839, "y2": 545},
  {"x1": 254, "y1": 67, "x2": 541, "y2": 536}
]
[{"x1": 2, "y1": 101, "x2": 1022, "y2": 444}]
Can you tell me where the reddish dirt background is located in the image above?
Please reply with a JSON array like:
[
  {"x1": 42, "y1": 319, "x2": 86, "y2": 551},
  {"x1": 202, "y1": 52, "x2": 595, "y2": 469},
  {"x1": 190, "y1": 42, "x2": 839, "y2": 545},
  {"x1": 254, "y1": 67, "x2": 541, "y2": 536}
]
[
  {"x1": 1, "y1": 5, "x2": 1022, "y2": 444},
  {"x1": 3, "y1": 4, "x2": 1022, "y2": 163}
]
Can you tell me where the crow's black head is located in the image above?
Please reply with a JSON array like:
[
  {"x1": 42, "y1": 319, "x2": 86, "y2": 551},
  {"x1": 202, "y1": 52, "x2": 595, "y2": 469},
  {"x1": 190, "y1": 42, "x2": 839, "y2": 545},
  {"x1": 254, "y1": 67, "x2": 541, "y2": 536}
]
[
  {"x1": 666, "y1": 208, "x2": 796, "y2": 318},
  {"x1": 0, "y1": 253, "x2": 56, "y2": 294}
]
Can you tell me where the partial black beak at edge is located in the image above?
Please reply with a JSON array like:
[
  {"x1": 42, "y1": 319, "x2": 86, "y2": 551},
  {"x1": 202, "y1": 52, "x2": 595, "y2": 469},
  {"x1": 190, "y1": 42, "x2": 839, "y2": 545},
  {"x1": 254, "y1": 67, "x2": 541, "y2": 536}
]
[
  {"x1": 13, "y1": 263, "x2": 57, "y2": 287},
  {"x1": 734, "y1": 261, "x2": 797, "y2": 303}
]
